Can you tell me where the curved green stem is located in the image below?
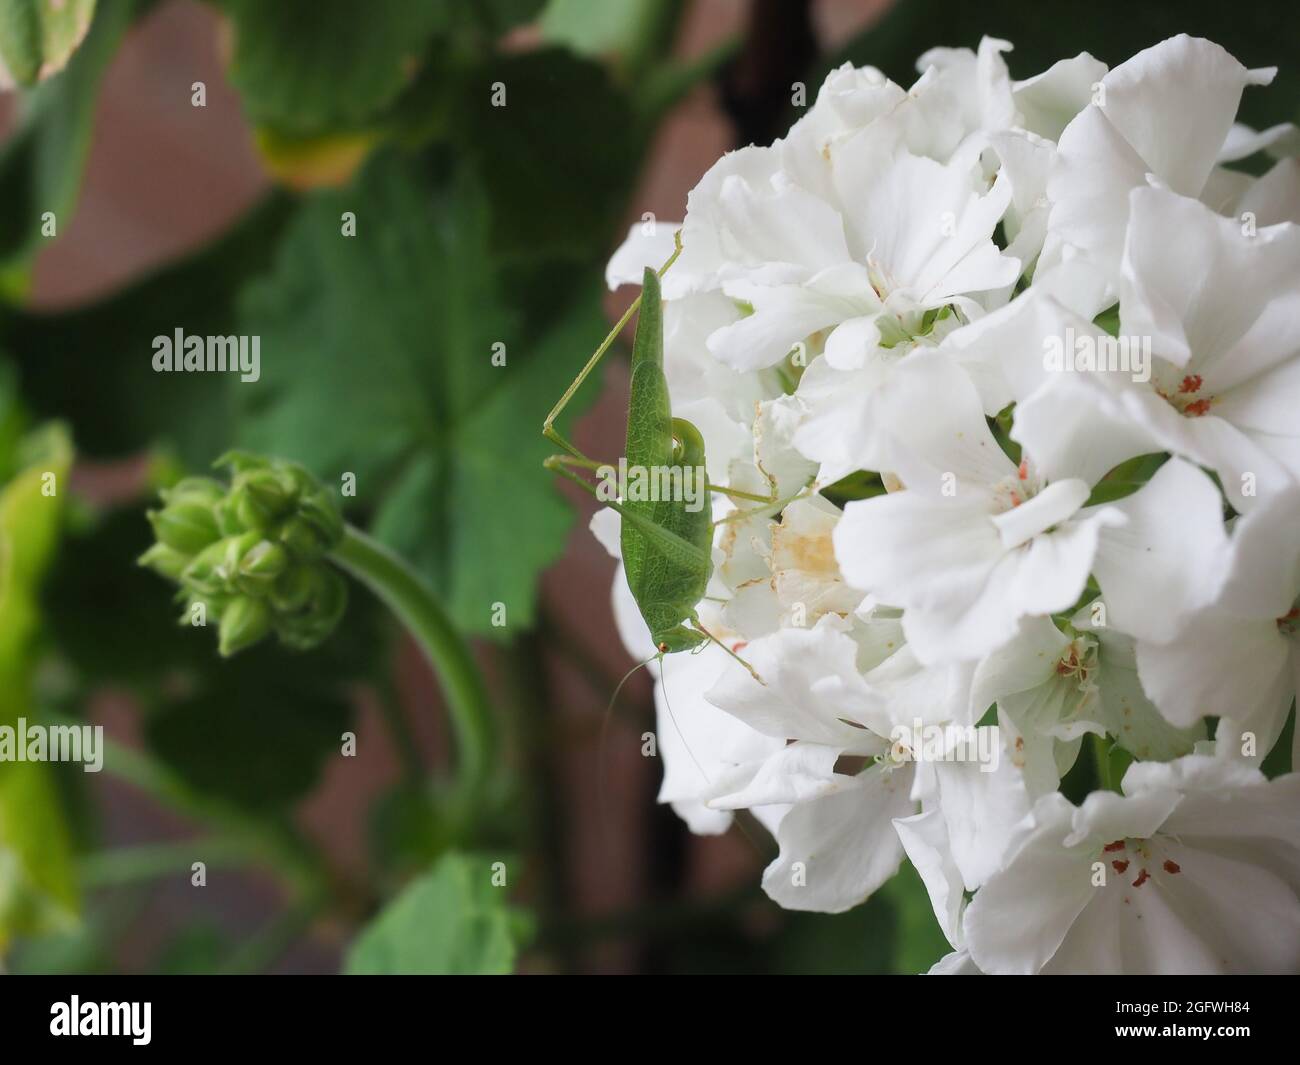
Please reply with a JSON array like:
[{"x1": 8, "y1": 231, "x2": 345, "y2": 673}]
[
  {"x1": 330, "y1": 525, "x2": 495, "y2": 813},
  {"x1": 83, "y1": 838, "x2": 250, "y2": 887}
]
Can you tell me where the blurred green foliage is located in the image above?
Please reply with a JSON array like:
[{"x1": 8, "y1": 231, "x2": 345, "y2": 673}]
[
  {"x1": 237, "y1": 154, "x2": 608, "y2": 635},
  {"x1": 0, "y1": 419, "x2": 77, "y2": 947},
  {"x1": 345, "y1": 851, "x2": 532, "y2": 975},
  {"x1": 0, "y1": 0, "x2": 136, "y2": 294}
]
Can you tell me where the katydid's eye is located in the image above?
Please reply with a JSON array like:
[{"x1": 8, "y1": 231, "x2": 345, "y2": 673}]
[{"x1": 657, "y1": 641, "x2": 669, "y2": 653}]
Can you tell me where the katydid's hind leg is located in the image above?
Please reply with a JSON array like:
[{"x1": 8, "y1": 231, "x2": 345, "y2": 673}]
[
  {"x1": 544, "y1": 456, "x2": 605, "y2": 502},
  {"x1": 546, "y1": 444, "x2": 711, "y2": 571},
  {"x1": 543, "y1": 455, "x2": 624, "y2": 513}
]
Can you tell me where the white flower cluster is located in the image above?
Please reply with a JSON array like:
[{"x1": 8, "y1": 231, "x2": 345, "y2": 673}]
[{"x1": 598, "y1": 35, "x2": 1300, "y2": 974}]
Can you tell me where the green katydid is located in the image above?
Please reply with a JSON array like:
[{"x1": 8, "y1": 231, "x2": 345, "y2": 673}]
[{"x1": 542, "y1": 239, "x2": 769, "y2": 672}]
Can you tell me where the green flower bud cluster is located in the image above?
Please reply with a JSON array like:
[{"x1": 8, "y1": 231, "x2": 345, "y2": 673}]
[{"x1": 139, "y1": 452, "x2": 347, "y2": 657}]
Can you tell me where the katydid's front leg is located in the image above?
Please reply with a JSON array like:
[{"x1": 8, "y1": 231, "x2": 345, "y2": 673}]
[
  {"x1": 541, "y1": 231, "x2": 682, "y2": 461},
  {"x1": 688, "y1": 611, "x2": 765, "y2": 684}
]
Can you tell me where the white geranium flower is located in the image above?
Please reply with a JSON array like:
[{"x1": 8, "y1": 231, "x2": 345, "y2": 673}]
[
  {"x1": 906, "y1": 734, "x2": 1033, "y2": 894},
  {"x1": 608, "y1": 42, "x2": 1024, "y2": 379},
  {"x1": 702, "y1": 608, "x2": 977, "y2": 912},
  {"x1": 1117, "y1": 187, "x2": 1300, "y2": 506},
  {"x1": 831, "y1": 352, "x2": 1229, "y2": 661},
  {"x1": 1011, "y1": 187, "x2": 1300, "y2": 512},
  {"x1": 594, "y1": 33, "x2": 1299, "y2": 974},
  {"x1": 789, "y1": 307, "x2": 961, "y2": 485},
  {"x1": 703, "y1": 147, "x2": 1018, "y2": 373},
  {"x1": 962, "y1": 756, "x2": 1300, "y2": 974},
  {"x1": 1041, "y1": 33, "x2": 1284, "y2": 313},
  {"x1": 894, "y1": 808, "x2": 969, "y2": 950},
  {"x1": 786, "y1": 37, "x2": 1016, "y2": 190},
  {"x1": 758, "y1": 764, "x2": 916, "y2": 913},
  {"x1": 723, "y1": 493, "x2": 864, "y2": 639},
  {"x1": 970, "y1": 612, "x2": 1203, "y2": 794},
  {"x1": 652, "y1": 641, "x2": 785, "y2": 836},
  {"x1": 706, "y1": 615, "x2": 892, "y2": 756},
  {"x1": 702, "y1": 616, "x2": 914, "y2": 911},
  {"x1": 1011, "y1": 52, "x2": 1109, "y2": 142},
  {"x1": 1135, "y1": 487, "x2": 1300, "y2": 764}
]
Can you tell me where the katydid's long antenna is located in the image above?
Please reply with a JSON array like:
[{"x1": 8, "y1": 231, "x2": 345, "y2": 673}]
[
  {"x1": 597, "y1": 652, "x2": 660, "y2": 861},
  {"x1": 660, "y1": 666, "x2": 769, "y2": 862},
  {"x1": 658, "y1": 655, "x2": 711, "y2": 787}
]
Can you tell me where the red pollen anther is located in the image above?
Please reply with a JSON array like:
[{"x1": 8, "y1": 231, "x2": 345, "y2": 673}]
[
  {"x1": 1017, "y1": 458, "x2": 1029, "y2": 481},
  {"x1": 1132, "y1": 869, "x2": 1150, "y2": 888},
  {"x1": 1163, "y1": 860, "x2": 1181, "y2": 875},
  {"x1": 1103, "y1": 840, "x2": 1126, "y2": 853},
  {"x1": 1112, "y1": 859, "x2": 1130, "y2": 874},
  {"x1": 1178, "y1": 374, "x2": 1203, "y2": 394},
  {"x1": 1183, "y1": 398, "x2": 1212, "y2": 417}
]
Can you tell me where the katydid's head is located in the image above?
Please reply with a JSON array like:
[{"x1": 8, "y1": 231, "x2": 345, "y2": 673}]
[{"x1": 654, "y1": 625, "x2": 708, "y2": 655}]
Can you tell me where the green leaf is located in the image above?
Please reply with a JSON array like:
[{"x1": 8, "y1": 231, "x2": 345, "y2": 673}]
[
  {"x1": 539, "y1": 0, "x2": 657, "y2": 59},
  {"x1": 0, "y1": 423, "x2": 77, "y2": 946},
  {"x1": 237, "y1": 152, "x2": 602, "y2": 637},
  {"x1": 820, "y1": 469, "x2": 886, "y2": 506},
  {"x1": 1093, "y1": 304, "x2": 1121, "y2": 338},
  {"x1": 219, "y1": 0, "x2": 451, "y2": 137},
  {"x1": 449, "y1": 48, "x2": 640, "y2": 261},
  {"x1": 0, "y1": 0, "x2": 97, "y2": 87},
  {"x1": 345, "y1": 852, "x2": 530, "y2": 974},
  {"x1": 1084, "y1": 451, "x2": 1169, "y2": 506},
  {"x1": 0, "y1": 0, "x2": 136, "y2": 295},
  {"x1": 1, "y1": 193, "x2": 294, "y2": 465}
]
